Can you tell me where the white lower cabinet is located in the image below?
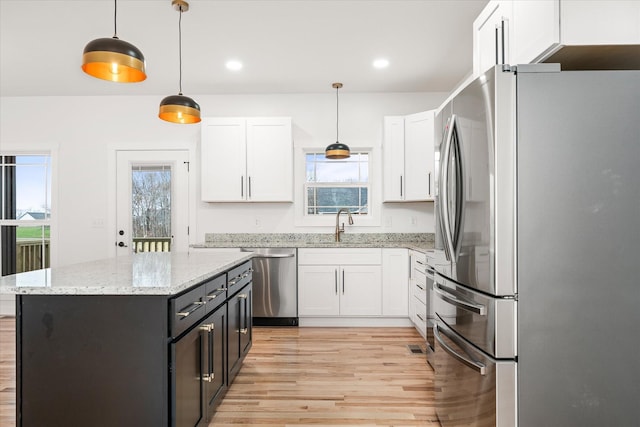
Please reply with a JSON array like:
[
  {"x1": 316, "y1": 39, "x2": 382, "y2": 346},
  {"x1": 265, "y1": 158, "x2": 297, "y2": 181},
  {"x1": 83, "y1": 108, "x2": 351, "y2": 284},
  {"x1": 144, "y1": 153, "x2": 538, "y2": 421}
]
[
  {"x1": 408, "y1": 249, "x2": 428, "y2": 338},
  {"x1": 381, "y1": 248, "x2": 409, "y2": 316},
  {"x1": 298, "y1": 248, "x2": 382, "y2": 318}
]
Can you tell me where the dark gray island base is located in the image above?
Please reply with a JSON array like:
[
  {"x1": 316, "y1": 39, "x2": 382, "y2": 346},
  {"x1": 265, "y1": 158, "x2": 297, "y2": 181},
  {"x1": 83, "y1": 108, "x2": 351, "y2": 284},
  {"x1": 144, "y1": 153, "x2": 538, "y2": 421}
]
[{"x1": 10, "y1": 254, "x2": 253, "y2": 427}]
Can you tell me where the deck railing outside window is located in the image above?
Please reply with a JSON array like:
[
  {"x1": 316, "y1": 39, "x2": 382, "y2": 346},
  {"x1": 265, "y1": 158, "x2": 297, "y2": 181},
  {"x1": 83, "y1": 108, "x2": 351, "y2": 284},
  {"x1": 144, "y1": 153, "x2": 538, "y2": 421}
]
[
  {"x1": 16, "y1": 239, "x2": 50, "y2": 273},
  {"x1": 132, "y1": 237, "x2": 171, "y2": 253}
]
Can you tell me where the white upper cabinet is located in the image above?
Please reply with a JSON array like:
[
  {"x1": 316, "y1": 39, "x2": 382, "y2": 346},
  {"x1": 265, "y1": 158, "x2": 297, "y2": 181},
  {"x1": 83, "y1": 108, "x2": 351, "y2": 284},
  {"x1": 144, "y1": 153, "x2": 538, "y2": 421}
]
[
  {"x1": 201, "y1": 117, "x2": 293, "y2": 202},
  {"x1": 383, "y1": 110, "x2": 435, "y2": 202},
  {"x1": 473, "y1": 0, "x2": 513, "y2": 78},
  {"x1": 474, "y1": 0, "x2": 640, "y2": 77},
  {"x1": 512, "y1": 0, "x2": 640, "y2": 65}
]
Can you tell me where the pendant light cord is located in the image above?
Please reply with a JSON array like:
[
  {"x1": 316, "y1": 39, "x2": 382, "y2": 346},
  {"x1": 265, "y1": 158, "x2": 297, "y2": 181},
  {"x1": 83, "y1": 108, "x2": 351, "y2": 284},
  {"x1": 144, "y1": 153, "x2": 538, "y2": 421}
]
[
  {"x1": 113, "y1": 0, "x2": 118, "y2": 38},
  {"x1": 178, "y1": 5, "x2": 184, "y2": 95},
  {"x1": 336, "y1": 85, "x2": 339, "y2": 142}
]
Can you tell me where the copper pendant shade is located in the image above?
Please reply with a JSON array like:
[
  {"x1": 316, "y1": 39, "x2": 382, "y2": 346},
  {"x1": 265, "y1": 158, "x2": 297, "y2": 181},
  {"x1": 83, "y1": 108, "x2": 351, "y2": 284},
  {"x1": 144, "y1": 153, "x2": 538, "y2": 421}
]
[
  {"x1": 159, "y1": 94, "x2": 201, "y2": 124},
  {"x1": 325, "y1": 83, "x2": 350, "y2": 159},
  {"x1": 81, "y1": 0, "x2": 146, "y2": 83},
  {"x1": 159, "y1": 0, "x2": 201, "y2": 124}
]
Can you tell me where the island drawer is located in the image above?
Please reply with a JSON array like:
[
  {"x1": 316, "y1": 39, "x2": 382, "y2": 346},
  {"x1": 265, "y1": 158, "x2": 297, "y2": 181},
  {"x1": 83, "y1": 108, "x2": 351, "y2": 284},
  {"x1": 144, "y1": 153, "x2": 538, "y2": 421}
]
[
  {"x1": 170, "y1": 284, "x2": 206, "y2": 338},
  {"x1": 227, "y1": 260, "x2": 252, "y2": 297},
  {"x1": 205, "y1": 273, "x2": 227, "y2": 313}
]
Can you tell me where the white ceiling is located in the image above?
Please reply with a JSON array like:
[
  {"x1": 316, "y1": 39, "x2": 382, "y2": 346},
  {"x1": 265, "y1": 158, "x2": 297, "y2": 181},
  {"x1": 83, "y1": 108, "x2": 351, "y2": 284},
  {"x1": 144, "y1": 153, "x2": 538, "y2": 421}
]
[{"x1": 0, "y1": 0, "x2": 488, "y2": 97}]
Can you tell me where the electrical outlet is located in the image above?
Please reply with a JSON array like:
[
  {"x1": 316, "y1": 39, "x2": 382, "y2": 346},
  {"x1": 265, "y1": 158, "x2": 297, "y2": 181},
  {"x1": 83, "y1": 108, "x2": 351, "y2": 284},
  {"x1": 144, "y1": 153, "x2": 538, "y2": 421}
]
[
  {"x1": 255, "y1": 218, "x2": 261, "y2": 228},
  {"x1": 385, "y1": 216, "x2": 392, "y2": 227},
  {"x1": 411, "y1": 216, "x2": 418, "y2": 226},
  {"x1": 91, "y1": 218, "x2": 105, "y2": 228}
]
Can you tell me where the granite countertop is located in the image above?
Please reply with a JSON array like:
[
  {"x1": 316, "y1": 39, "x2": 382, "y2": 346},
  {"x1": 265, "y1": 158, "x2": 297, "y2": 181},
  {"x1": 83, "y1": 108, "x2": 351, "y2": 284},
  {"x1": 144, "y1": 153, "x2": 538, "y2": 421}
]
[
  {"x1": 192, "y1": 233, "x2": 435, "y2": 254},
  {"x1": 0, "y1": 252, "x2": 253, "y2": 296}
]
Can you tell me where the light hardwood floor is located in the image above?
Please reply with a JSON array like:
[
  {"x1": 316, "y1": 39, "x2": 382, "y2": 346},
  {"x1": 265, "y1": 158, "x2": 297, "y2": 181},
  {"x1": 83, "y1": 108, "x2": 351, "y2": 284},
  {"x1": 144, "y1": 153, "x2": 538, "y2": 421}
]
[{"x1": 0, "y1": 317, "x2": 439, "y2": 426}]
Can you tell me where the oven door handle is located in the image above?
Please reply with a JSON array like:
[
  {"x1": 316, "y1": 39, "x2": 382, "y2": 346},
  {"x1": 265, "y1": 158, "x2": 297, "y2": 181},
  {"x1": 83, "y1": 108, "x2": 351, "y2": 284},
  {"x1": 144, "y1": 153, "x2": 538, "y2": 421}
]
[
  {"x1": 434, "y1": 323, "x2": 486, "y2": 375},
  {"x1": 434, "y1": 282, "x2": 486, "y2": 315}
]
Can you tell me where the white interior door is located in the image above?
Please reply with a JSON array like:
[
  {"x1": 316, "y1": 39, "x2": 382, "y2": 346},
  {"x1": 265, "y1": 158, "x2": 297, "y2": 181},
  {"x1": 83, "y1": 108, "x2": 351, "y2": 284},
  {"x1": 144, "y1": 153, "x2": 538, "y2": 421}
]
[{"x1": 116, "y1": 150, "x2": 189, "y2": 255}]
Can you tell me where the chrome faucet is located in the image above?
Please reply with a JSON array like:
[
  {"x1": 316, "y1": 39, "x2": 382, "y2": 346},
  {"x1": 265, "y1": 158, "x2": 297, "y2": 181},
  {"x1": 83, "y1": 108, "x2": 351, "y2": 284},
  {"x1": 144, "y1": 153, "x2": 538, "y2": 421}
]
[{"x1": 335, "y1": 208, "x2": 354, "y2": 242}]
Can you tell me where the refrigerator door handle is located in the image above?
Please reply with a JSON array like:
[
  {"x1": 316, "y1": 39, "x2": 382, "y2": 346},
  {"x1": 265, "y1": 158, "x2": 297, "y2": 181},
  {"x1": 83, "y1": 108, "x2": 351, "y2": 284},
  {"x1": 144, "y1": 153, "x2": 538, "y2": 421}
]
[
  {"x1": 434, "y1": 323, "x2": 486, "y2": 375},
  {"x1": 440, "y1": 115, "x2": 456, "y2": 261},
  {"x1": 450, "y1": 118, "x2": 466, "y2": 258},
  {"x1": 434, "y1": 282, "x2": 486, "y2": 316}
]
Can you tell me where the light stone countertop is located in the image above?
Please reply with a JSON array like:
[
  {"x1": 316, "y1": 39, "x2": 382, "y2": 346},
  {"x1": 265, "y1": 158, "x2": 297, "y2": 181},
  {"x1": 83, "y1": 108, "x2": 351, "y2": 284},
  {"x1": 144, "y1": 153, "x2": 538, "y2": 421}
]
[
  {"x1": 0, "y1": 251, "x2": 253, "y2": 296},
  {"x1": 193, "y1": 233, "x2": 435, "y2": 254}
]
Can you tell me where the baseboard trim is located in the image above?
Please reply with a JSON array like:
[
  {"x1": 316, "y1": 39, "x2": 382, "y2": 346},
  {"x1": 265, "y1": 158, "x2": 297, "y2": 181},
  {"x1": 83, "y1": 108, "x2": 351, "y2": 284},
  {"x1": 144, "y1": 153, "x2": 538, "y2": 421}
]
[{"x1": 299, "y1": 316, "x2": 412, "y2": 327}]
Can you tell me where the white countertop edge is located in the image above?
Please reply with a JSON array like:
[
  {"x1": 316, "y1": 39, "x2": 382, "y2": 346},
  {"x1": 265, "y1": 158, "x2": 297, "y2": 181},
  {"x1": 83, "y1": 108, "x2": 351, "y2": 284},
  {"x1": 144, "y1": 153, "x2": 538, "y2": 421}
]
[{"x1": 0, "y1": 252, "x2": 254, "y2": 296}]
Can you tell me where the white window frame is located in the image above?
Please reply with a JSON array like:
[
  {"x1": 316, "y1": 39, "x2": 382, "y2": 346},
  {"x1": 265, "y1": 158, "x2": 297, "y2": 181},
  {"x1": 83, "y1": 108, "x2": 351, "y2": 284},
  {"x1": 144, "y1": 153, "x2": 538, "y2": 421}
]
[
  {"x1": 304, "y1": 151, "x2": 370, "y2": 216},
  {"x1": 294, "y1": 145, "x2": 381, "y2": 227},
  {"x1": 0, "y1": 148, "x2": 57, "y2": 271}
]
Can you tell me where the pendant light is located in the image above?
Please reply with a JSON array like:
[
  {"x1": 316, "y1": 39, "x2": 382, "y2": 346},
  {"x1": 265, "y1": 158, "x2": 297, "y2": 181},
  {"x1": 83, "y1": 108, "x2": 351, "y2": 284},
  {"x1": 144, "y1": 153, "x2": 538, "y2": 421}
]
[
  {"x1": 159, "y1": 0, "x2": 201, "y2": 124},
  {"x1": 325, "y1": 82, "x2": 350, "y2": 159},
  {"x1": 82, "y1": 0, "x2": 146, "y2": 83}
]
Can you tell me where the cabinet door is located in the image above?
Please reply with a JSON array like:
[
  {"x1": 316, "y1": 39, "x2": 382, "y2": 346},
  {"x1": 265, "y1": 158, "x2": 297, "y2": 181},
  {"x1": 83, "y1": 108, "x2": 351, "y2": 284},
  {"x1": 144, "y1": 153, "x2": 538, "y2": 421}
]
[
  {"x1": 246, "y1": 118, "x2": 293, "y2": 201},
  {"x1": 298, "y1": 265, "x2": 340, "y2": 316},
  {"x1": 512, "y1": 0, "x2": 559, "y2": 64},
  {"x1": 227, "y1": 293, "x2": 242, "y2": 382},
  {"x1": 238, "y1": 283, "x2": 253, "y2": 356},
  {"x1": 172, "y1": 325, "x2": 205, "y2": 427},
  {"x1": 340, "y1": 265, "x2": 382, "y2": 316},
  {"x1": 203, "y1": 307, "x2": 226, "y2": 421},
  {"x1": 382, "y1": 116, "x2": 405, "y2": 201},
  {"x1": 201, "y1": 118, "x2": 247, "y2": 202},
  {"x1": 382, "y1": 249, "x2": 409, "y2": 316},
  {"x1": 404, "y1": 110, "x2": 435, "y2": 201},
  {"x1": 473, "y1": 0, "x2": 512, "y2": 77}
]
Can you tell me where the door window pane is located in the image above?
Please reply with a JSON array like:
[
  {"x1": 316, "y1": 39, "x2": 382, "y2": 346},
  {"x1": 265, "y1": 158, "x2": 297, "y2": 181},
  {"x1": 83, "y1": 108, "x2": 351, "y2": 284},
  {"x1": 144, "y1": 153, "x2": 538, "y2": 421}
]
[{"x1": 131, "y1": 166, "x2": 172, "y2": 252}]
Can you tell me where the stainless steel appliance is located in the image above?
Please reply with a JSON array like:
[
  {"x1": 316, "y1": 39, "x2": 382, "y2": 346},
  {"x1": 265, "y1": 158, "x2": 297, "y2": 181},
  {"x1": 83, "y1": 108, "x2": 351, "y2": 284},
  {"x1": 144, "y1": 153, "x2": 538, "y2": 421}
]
[
  {"x1": 241, "y1": 248, "x2": 298, "y2": 326},
  {"x1": 433, "y1": 64, "x2": 640, "y2": 426}
]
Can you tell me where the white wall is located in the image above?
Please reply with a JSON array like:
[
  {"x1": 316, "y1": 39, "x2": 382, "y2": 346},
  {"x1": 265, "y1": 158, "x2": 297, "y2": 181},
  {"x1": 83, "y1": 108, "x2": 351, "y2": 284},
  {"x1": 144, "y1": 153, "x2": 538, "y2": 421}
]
[{"x1": 0, "y1": 91, "x2": 446, "y2": 267}]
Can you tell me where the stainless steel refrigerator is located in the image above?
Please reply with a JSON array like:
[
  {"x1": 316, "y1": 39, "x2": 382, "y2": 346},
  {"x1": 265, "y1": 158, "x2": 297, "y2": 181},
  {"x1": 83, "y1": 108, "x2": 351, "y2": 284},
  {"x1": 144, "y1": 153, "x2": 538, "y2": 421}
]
[{"x1": 432, "y1": 64, "x2": 640, "y2": 427}]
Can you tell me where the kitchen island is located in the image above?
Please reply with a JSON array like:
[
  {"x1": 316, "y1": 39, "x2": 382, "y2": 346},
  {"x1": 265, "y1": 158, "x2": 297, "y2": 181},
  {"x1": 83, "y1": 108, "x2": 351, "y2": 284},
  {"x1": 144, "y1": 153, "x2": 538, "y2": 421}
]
[{"x1": 0, "y1": 251, "x2": 254, "y2": 427}]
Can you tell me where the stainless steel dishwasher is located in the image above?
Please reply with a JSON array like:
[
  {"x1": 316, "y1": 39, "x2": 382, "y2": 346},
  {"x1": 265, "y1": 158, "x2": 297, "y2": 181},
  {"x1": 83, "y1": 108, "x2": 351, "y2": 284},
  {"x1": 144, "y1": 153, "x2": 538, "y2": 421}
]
[{"x1": 240, "y1": 248, "x2": 298, "y2": 326}]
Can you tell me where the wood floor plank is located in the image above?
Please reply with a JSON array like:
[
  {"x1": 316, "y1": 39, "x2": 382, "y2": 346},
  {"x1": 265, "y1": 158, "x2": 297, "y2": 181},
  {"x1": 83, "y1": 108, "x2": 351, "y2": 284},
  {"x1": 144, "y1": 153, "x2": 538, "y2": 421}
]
[{"x1": 0, "y1": 318, "x2": 439, "y2": 426}]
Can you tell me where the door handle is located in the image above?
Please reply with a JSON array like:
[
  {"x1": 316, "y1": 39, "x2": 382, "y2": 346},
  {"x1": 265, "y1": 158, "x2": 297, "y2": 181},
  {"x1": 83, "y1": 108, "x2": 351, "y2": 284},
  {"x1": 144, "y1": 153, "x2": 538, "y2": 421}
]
[
  {"x1": 434, "y1": 283, "x2": 486, "y2": 316},
  {"x1": 434, "y1": 323, "x2": 486, "y2": 375}
]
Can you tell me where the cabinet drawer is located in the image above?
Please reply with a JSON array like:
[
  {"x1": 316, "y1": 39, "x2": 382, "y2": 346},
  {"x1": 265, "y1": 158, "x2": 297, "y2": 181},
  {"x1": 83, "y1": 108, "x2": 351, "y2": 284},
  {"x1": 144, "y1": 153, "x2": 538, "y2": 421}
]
[
  {"x1": 413, "y1": 272, "x2": 427, "y2": 304},
  {"x1": 411, "y1": 251, "x2": 427, "y2": 270},
  {"x1": 170, "y1": 284, "x2": 206, "y2": 338},
  {"x1": 414, "y1": 297, "x2": 427, "y2": 336},
  {"x1": 205, "y1": 273, "x2": 227, "y2": 313},
  {"x1": 298, "y1": 248, "x2": 382, "y2": 265},
  {"x1": 227, "y1": 260, "x2": 252, "y2": 297}
]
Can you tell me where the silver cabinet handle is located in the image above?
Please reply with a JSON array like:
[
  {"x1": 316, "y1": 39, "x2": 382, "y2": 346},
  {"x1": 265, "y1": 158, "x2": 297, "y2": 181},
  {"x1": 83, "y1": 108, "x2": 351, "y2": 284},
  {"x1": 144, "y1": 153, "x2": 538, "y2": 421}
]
[
  {"x1": 240, "y1": 328, "x2": 248, "y2": 335},
  {"x1": 416, "y1": 284, "x2": 425, "y2": 291},
  {"x1": 428, "y1": 172, "x2": 431, "y2": 196},
  {"x1": 241, "y1": 176, "x2": 244, "y2": 198},
  {"x1": 201, "y1": 374, "x2": 214, "y2": 382},
  {"x1": 176, "y1": 302, "x2": 204, "y2": 318},
  {"x1": 434, "y1": 323, "x2": 486, "y2": 375},
  {"x1": 415, "y1": 259, "x2": 425, "y2": 266},
  {"x1": 400, "y1": 175, "x2": 403, "y2": 197},
  {"x1": 342, "y1": 269, "x2": 345, "y2": 294},
  {"x1": 416, "y1": 313, "x2": 425, "y2": 322},
  {"x1": 238, "y1": 293, "x2": 248, "y2": 299},
  {"x1": 248, "y1": 176, "x2": 252, "y2": 198},
  {"x1": 335, "y1": 269, "x2": 338, "y2": 294},
  {"x1": 434, "y1": 283, "x2": 486, "y2": 316}
]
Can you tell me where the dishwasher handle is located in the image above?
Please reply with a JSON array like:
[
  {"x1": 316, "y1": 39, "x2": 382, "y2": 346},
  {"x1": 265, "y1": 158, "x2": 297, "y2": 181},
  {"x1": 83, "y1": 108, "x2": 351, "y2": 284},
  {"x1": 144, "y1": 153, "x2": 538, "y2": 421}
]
[
  {"x1": 252, "y1": 253, "x2": 295, "y2": 258},
  {"x1": 240, "y1": 248, "x2": 296, "y2": 258}
]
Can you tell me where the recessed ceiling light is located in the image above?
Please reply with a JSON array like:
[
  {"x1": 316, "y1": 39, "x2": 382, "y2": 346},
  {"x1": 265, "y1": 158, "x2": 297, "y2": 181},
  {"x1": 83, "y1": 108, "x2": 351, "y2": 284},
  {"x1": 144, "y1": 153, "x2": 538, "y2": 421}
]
[
  {"x1": 373, "y1": 58, "x2": 389, "y2": 69},
  {"x1": 225, "y1": 60, "x2": 243, "y2": 71}
]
